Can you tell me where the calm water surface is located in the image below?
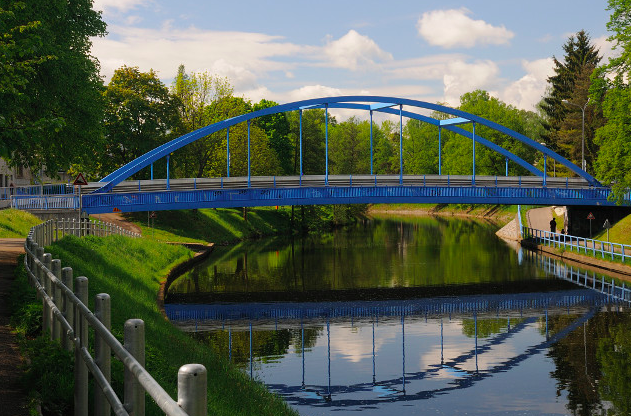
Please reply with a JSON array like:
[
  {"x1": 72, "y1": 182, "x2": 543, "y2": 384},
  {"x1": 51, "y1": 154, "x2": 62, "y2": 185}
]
[{"x1": 166, "y1": 216, "x2": 631, "y2": 415}]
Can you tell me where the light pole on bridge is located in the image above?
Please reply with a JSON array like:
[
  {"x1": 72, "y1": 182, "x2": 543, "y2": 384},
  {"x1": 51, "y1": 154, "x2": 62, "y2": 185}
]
[{"x1": 562, "y1": 98, "x2": 590, "y2": 172}]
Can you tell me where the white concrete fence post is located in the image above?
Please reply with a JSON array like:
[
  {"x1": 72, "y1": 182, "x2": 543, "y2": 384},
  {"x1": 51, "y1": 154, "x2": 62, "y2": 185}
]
[
  {"x1": 177, "y1": 364, "x2": 207, "y2": 416},
  {"x1": 74, "y1": 276, "x2": 89, "y2": 416},
  {"x1": 124, "y1": 319, "x2": 145, "y2": 416},
  {"x1": 51, "y1": 259, "x2": 62, "y2": 341},
  {"x1": 42, "y1": 253, "x2": 52, "y2": 338},
  {"x1": 61, "y1": 267, "x2": 74, "y2": 352},
  {"x1": 95, "y1": 293, "x2": 112, "y2": 416}
]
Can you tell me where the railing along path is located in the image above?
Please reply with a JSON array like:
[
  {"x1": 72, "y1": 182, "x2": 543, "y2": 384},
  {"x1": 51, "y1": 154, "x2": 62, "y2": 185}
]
[
  {"x1": 523, "y1": 226, "x2": 631, "y2": 265},
  {"x1": 24, "y1": 219, "x2": 207, "y2": 416}
]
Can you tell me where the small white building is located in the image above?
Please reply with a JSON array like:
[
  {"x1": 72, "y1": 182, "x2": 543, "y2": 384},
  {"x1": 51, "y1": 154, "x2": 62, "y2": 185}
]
[{"x1": 0, "y1": 158, "x2": 72, "y2": 188}]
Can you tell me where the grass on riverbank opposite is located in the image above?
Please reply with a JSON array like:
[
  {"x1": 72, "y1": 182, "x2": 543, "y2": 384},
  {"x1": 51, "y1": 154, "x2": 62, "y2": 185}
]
[
  {"x1": 12, "y1": 235, "x2": 297, "y2": 416},
  {"x1": 593, "y1": 213, "x2": 631, "y2": 245},
  {"x1": 370, "y1": 203, "x2": 518, "y2": 224},
  {"x1": 126, "y1": 207, "x2": 293, "y2": 244},
  {"x1": 0, "y1": 209, "x2": 41, "y2": 237}
]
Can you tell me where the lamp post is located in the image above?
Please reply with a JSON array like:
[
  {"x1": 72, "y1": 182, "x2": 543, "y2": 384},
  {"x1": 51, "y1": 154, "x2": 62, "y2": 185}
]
[
  {"x1": 562, "y1": 98, "x2": 590, "y2": 172},
  {"x1": 540, "y1": 142, "x2": 555, "y2": 177}
]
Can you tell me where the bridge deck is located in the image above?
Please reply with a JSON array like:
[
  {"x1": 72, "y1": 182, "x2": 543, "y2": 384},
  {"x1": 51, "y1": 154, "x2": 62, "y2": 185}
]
[{"x1": 9, "y1": 175, "x2": 619, "y2": 214}]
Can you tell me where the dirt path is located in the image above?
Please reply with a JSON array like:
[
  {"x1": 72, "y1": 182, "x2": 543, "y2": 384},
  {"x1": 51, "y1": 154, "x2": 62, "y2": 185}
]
[{"x1": 0, "y1": 238, "x2": 29, "y2": 416}]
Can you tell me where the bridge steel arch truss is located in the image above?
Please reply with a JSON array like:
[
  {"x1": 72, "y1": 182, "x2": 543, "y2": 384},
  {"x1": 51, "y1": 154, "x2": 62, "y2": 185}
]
[{"x1": 84, "y1": 96, "x2": 615, "y2": 213}]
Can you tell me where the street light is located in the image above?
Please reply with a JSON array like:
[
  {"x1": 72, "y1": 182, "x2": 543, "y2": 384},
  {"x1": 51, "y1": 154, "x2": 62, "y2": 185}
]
[
  {"x1": 540, "y1": 142, "x2": 555, "y2": 177},
  {"x1": 562, "y1": 98, "x2": 590, "y2": 172}
]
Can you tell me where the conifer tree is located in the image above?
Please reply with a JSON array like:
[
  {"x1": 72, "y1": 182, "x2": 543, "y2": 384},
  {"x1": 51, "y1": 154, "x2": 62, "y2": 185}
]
[{"x1": 540, "y1": 31, "x2": 601, "y2": 159}]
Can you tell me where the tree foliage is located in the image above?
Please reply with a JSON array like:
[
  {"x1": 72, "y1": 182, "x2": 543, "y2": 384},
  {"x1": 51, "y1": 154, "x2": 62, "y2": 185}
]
[
  {"x1": 252, "y1": 100, "x2": 293, "y2": 175},
  {"x1": 540, "y1": 31, "x2": 601, "y2": 163},
  {"x1": 99, "y1": 66, "x2": 180, "y2": 179},
  {"x1": 592, "y1": 0, "x2": 631, "y2": 200},
  {"x1": 442, "y1": 91, "x2": 540, "y2": 176},
  {"x1": 0, "y1": 0, "x2": 106, "y2": 176}
]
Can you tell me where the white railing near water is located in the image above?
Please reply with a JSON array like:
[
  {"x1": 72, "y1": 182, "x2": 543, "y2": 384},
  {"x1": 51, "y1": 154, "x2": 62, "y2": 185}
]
[
  {"x1": 24, "y1": 219, "x2": 206, "y2": 416},
  {"x1": 522, "y1": 226, "x2": 631, "y2": 264},
  {"x1": 525, "y1": 248, "x2": 631, "y2": 302}
]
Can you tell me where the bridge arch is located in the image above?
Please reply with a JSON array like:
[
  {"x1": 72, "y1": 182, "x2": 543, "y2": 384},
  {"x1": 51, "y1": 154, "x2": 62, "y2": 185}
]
[{"x1": 96, "y1": 96, "x2": 600, "y2": 193}]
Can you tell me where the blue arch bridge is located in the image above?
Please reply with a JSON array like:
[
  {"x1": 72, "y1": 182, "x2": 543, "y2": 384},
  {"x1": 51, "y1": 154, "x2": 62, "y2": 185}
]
[{"x1": 11, "y1": 96, "x2": 628, "y2": 214}]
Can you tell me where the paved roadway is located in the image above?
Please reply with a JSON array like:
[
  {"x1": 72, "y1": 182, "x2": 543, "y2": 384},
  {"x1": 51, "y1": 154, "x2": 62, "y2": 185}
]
[{"x1": 84, "y1": 174, "x2": 594, "y2": 194}]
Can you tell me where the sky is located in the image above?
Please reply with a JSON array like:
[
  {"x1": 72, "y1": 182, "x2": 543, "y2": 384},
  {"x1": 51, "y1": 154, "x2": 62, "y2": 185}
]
[{"x1": 91, "y1": 0, "x2": 615, "y2": 113}]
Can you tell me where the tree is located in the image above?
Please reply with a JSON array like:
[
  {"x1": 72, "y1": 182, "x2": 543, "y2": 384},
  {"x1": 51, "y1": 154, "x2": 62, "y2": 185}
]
[
  {"x1": 100, "y1": 66, "x2": 180, "y2": 178},
  {"x1": 286, "y1": 109, "x2": 329, "y2": 175},
  {"x1": 404, "y1": 117, "x2": 440, "y2": 174},
  {"x1": 443, "y1": 91, "x2": 539, "y2": 176},
  {"x1": 252, "y1": 100, "x2": 293, "y2": 175},
  {"x1": 330, "y1": 116, "x2": 370, "y2": 174},
  {"x1": 592, "y1": 0, "x2": 631, "y2": 200},
  {"x1": 0, "y1": 0, "x2": 107, "y2": 176},
  {"x1": 557, "y1": 63, "x2": 605, "y2": 172},
  {"x1": 540, "y1": 31, "x2": 601, "y2": 157}
]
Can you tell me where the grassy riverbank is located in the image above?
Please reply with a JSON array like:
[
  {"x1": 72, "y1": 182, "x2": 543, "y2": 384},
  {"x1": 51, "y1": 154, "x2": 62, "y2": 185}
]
[
  {"x1": 124, "y1": 204, "x2": 366, "y2": 244},
  {"x1": 594, "y1": 213, "x2": 631, "y2": 245},
  {"x1": 369, "y1": 203, "x2": 518, "y2": 224},
  {"x1": 0, "y1": 209, "x2": 41, "y2": 237},
  {"x1": 12, "y1": 235, "x2": 297, "y2": 416}
]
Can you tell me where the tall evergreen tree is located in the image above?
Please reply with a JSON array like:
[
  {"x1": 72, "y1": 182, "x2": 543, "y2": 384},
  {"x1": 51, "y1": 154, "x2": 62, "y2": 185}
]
[{"x1": 540, "y1": 31, "x2": 601, "y2": 156}]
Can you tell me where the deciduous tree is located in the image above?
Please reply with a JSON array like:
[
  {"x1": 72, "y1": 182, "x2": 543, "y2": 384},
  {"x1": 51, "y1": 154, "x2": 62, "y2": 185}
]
[{"x1": 0, "y1": 0, "x2": 107, "y2": 176}]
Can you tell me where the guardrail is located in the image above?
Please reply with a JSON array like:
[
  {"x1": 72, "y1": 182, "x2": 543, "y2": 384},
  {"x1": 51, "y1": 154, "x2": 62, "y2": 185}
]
[
  {"x1": 522, "y1": 226, "x2": 631, "y2": 264},
  {"x1": 11, "y1": 195, "x2": 79, "y2": 210},
  {"x1": 24, "y1": 220, "x2": 206, "y2": 416},
  {"x1": 524, "y1": 247, "x2": 630, "y2": 302},
  {"x1": 0, "y1": 183, "x2": 74, "y2": 200}
]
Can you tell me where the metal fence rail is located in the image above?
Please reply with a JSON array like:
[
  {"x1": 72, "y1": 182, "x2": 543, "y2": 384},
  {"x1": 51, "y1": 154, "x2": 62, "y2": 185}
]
[
  {"x1": 522, "y1": 226, "x2": 631, "y2": 264},
  {"x1": 12, "y1": 195, "x2": 79, "y2": 210},
  {"x1": 24, "y1": 220, "x2": 206, "y2": 416},
  {"x1": 524, "y1": 248, "x2": 630, "y2": 302},
  {"x1": 0, "y1": 183, "x2": 74, "y2": 200}
]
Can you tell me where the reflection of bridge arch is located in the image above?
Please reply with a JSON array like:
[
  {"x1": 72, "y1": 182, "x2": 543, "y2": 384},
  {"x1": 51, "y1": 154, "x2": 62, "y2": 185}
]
[
  {"x1": 96, "y1": 96, "x2": 600, "y2": 193},
  {"x1": 167, "y1": 289, "x2": 608, "y2": 407}
]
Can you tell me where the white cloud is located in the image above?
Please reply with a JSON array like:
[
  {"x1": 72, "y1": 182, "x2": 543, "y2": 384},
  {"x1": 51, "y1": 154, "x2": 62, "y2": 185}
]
[
  {"x1": 502, "y1": 58, "x2": 554, "y2": 111},
  {"x1": 387, "y1": 54, "x2": 467, "y2": 81},
  {"x1": 323, "y1": 30, "x2": 392, "y2": 70},
  {"x1": 93, "y1": 0, "x2": 150, "y2": 12},
  {"x1": 417, "y1": 8, "x2": 514, "y2": 49},
  {"x1": 443, "y1": 59, "x2": 500, "y2": 105},
  {"x1": 92, "y1": 24, "x2": 306, "y2": 83},
  {"x1": 287, "y1": 84, "x2": 344, "y2": 101},
  {"x1": 206, "y1": 59, "x2": 258, "y2": 91}
]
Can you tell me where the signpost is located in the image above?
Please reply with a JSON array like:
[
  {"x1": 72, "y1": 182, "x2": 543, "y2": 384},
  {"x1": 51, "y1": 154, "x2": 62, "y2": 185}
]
[
  {"x1": 587, "y1": 212, "x2": 595, "y2": 238},
  {"x1": 73, "y1": 173, "x2": 88, "y2": 215},
  {"x1": 603, "y1": 218, "x2": 611, "y2": 242}
]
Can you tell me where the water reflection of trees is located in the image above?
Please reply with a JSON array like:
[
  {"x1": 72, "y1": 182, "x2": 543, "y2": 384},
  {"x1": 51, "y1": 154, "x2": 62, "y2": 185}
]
[
  {"x1": 546, "y1": 309, "x2": 631, "y2": 415},
  {"x1": 192, "y1": 327, "x2": 323, "y2": 366},
  {"x1": 170, "y1": 217, "x2": 545, "y2": 295}
]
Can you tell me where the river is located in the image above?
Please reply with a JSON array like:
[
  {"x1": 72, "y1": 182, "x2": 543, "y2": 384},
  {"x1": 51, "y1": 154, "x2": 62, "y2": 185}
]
[{"x1": 165, "y1": 215, "x2": 631, "y2": 415}]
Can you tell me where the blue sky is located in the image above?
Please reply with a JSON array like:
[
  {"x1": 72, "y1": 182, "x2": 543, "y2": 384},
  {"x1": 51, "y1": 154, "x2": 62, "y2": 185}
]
[{"x1": 92, "y1": 0, "x2": 613, "y2": 112}]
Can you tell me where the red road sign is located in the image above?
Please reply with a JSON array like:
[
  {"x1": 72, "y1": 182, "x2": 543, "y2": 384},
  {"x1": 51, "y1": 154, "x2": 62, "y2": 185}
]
[
  {"x1": 149, "y1": 211, "x2": 157, "y2": 218},
  {"x1": 73, "y1": 173, "x2": 88, "y2": 186},
  {"x1": 587, "y1": 212, "x2": 595, "y2": 220}
]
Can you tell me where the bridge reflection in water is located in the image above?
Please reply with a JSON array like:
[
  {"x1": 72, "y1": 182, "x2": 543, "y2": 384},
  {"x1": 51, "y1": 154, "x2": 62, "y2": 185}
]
[{"x1": 165, "y1": 250, "x2": 628, "y2": 413}]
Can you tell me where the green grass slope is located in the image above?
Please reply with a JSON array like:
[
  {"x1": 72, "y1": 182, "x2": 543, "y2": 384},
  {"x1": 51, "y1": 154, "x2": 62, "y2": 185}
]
[
  {"x1": 44, "y1": 235, "x2": 297, "y2": 416},
  {"x1": 127, "y1": 207, "x2": 292, "y2": 244},
  {"x1": 0, "y1": 209, "x2": 41, "y2": 237}
]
